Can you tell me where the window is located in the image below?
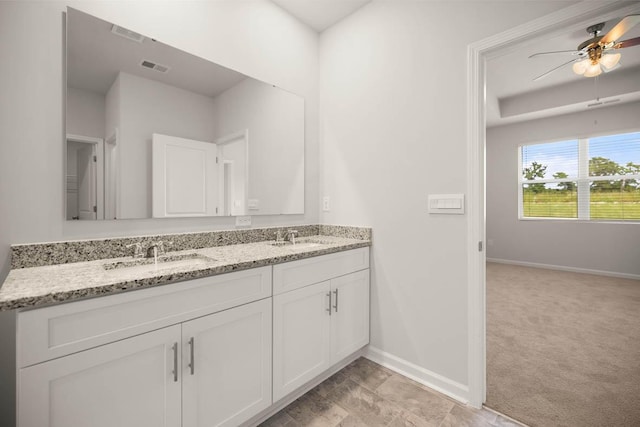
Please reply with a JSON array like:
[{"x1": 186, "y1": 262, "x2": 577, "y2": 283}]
[{"x1": 519, "y1": 131, "x2": 640, "y2": 221}]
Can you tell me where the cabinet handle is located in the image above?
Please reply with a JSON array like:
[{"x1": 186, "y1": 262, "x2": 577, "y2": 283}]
[
  {"x1": 188, "y1": 337, "x2": 195, "y2": 375},
  {"x1": 326, "y1": 292, "x2": 332, "y2": 315},
  {"x1": 333, "y1": 288, "x2": 339, "y2": 313},
  {"x1": 172, "y1": 342, "x2": 178, "y2": 382}
]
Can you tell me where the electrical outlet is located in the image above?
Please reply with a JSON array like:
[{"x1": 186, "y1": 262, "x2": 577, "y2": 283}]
[
  {"x1": 322, "y1": 196, "x2": 330, "y2": 212},
  {"x1": 235, "y1": 216, "x2": 251, "y2": 227}
]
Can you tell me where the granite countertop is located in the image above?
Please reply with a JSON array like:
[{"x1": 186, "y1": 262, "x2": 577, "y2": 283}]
[{"x1": 0, "y1": 235, "x2": 370, "y2": 311}]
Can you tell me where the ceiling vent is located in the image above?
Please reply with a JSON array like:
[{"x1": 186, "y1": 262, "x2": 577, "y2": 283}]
[
  {"x1": 140, "y1": 60, "x2": 170, "y2": 73},
  {"x1": 111, "y1": 25, "x2": 145, "y2": 43},
  {"x1": 587, "y1": 98, "x2": 620, "y2": 108}
]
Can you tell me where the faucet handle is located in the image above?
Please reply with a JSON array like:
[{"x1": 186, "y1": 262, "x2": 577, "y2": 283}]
[{"x1": 126, "y1": 242, "x2": 144, "y2": 258}]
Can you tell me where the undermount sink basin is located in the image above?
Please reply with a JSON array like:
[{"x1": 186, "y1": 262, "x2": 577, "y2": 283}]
[
  {"x1": 269, "y1": 237, "x2": 333, "y2": 250},
  {"x1": 103, "y1": 253, "x2": 215, "y2": 274}
]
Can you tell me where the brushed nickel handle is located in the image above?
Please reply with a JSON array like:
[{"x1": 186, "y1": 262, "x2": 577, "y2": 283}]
[
  {"x1": 333, "y1": 289, "x2": 339, "y2": 313},
  {"x1": 172, "y1": 342, "x2": 178, "y2": 382},
  {"x1": 188, "y1": 337, "x2": 195, "y2": 375},
  {"x1": 326, "y1": 292, "x2": 332, "y2": 315}
]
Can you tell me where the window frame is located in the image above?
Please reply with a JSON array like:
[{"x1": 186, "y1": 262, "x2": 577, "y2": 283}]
[{"x1": 517, "y1": 131, "x2": 640, "y2": 223}]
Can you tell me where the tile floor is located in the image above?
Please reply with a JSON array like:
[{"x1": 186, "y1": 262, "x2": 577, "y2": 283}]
[{"x1": 260, "y1": 358, "x2": 524, "y2": 427}]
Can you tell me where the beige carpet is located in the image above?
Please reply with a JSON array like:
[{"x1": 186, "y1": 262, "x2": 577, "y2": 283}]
[{"x1": 485, "y1": 262, "x2": 640, "y2": 427}]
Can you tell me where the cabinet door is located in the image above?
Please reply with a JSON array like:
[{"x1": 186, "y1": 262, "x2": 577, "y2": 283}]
[
  {"x1": 18, "y1": 325, "x2": 182, "y2": 427},
  {"x1": 331, "y1": 270, "x2": 370, "y2": 364},
  {"x1": 273, "y1": 281, "x2": 332, "y2": 401},
  {"x1": 182, "y1": 298, "x2": 272, "y2": 427}
]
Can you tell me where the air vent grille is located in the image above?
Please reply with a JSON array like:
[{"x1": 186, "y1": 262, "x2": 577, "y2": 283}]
[
  {"x1": 141, "y1": 60, "x2": 170, "y2": 73},
  {"x1": 587, "y1": 98, "x2": 620, "y2": 108},
  {"x1": 111, "y1": 25, "x2": 145, "y2": 43}
]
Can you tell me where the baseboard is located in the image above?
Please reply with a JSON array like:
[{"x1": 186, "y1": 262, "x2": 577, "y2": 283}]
[
  {"x1": 486, "y1": 258, "x2": 640, "y2": 281},
  {"x1": 364, "y1": 346, "x2": 469, "y2": 404}
]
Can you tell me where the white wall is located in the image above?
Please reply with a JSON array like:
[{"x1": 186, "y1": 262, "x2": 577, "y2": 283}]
[
  {"x1": 213, "y1": 78, "x2": 305, "y2": 215},
  {"x1": 0, "y1": 1, "x2": 318, "y2": 281},
  {"x1": 319, "y1": 0, "x2": 572, "y2": 399},
  {"x1": 486, "y1": 101, "x2": 640, "y2": 277},
  {"x1": 117, "y1": 72, "x2": 217, "y2": 219},
  {"x1": 66, "y1": 87, "x2": 105, "y2": 138}
]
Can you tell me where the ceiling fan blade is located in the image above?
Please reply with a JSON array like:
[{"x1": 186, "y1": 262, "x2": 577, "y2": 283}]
[
  {"x1": 528, "y1": 50, "x2": 580, "y2": 58},
  {"x1": 533, "y1": 58, "x2": 580, "y2": 81},
  {"x1": 614, "y1": 36, "x2": 640, "y2": 49},
  {"x1": 600, "y1": 14, "x2": 640, "y2": 45}
]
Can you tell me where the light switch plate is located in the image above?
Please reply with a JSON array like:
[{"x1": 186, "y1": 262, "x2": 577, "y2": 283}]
[
  {"x1": 428, "y1": 194, "x2": 465, "y2": 214},
  {"x1": 235, "y1": 216, "x2": 251, "y2": 227},
  {"x1": 322, "y1": 196, "x2": 330, "y2": 212}
]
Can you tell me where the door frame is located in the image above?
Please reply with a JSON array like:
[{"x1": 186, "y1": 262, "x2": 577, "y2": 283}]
[
  {"x1": 216, "y1": 129, "x2": 249, "y2": 216},
  {"x1": 465, "y1": 1, "x2": 638, "y2": 408},
  {"x1": 66, "y1": 134, "x2": 104, "y2": 220}
]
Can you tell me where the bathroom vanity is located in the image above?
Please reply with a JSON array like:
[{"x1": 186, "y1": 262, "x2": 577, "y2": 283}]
[{"x1": 1, "y1": 225, "x2": 371, "y2": 427}]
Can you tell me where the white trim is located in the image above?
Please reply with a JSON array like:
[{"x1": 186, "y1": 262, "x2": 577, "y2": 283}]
[
  {"x1": 467, "y1": 0, "x2": 640, "y2": 409},
  {"x1": 216, "y1": 129, "x2": 249, "y2": 217},
  {"x1": 364, "y1": 346, "x2": 470, "y2": 404},
  {"x1": 487, "y1": 258, "x2": 640, "y2": 281}
]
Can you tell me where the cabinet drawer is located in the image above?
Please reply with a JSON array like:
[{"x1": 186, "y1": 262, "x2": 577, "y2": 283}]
[
  {"x1": 273, "y1": 248, "x2": 369, "y2": 295},
  {"x1": 18, "y1": 266, "x2": 271, "y2": 368}
]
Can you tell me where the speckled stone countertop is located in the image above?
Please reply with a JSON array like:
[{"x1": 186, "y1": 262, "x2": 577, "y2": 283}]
[{"x1": 0, "y1": 230, "x2": 371, "y2": 311}]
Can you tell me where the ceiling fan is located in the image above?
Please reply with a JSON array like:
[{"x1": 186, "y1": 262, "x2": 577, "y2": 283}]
[{"x1": 529, "y1": 14, "x2": 640, "y2": 81}]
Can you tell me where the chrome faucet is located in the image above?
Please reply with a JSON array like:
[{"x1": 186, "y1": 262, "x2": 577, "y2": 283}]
[
  {"x1": 146, "y1": 240, "x2": 171, "y2": 258},
  {"x1": 286, "y1": 229, "x2": 298, "y2": 245}
]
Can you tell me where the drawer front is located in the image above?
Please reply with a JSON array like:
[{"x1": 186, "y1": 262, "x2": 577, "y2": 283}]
[
  {"x1": 273, "y1": 248, "x2": 369, "y2": 295},
  {"x1": 18, "y1": 266, "x2": 271, "y2": 368}
]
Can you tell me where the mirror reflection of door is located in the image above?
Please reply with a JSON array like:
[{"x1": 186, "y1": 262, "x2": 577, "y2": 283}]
[
  {"x1": 216, "y1": 130, "x2": 249, "y2": 216},
  {"x1": 152, "y1": 134, "x2": 219, "y2": 218},
  {"x1": 66, "y1": 135, "x2": 104, "y2": 220}
]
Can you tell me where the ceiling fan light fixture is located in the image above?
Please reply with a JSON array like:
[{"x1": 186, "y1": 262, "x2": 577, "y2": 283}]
[
  {"x1": 600, "y1": 52, "x2": 621, "y2": 69},
  {"x1": 572, "y1": 59, "x2": 590, "y2": 75},
  {"x1": 584, "y1": 62, "x2": 603, "y2": 77}
]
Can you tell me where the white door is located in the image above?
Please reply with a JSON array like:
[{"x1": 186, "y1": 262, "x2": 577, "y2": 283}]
[
  {"x1": 152, "y1": 133, "x2": 218, "y2": 217},
  {"x1": 18, "y1": 325, "x2": 182, "y2": 427},
  {"x1": 330, "y1": 270, "x2": 370, "y2": 363},
  {"x1": 76, "y1": 143, "x2": 96, "y2": 220},
  {"x1": 182, "y1": 299, "x2": 272, "y2": 427},
  {"x1": 66, "y1": 135, "x2": 104, "y2": 220},
  {"x1": 216, "y1": 130, "x2": 248, "y2": 216},
  {"x1": 273, "y1": 281, "x2": 332, "y2": 401}
]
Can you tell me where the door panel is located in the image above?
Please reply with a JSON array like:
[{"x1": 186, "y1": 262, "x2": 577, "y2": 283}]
[
  {"x1": 331, "y1": 270, "x2": 370, "y2": 363},
  {"x1": 18, "y1": 325, "x2": 181, "y2": 427},
  {"x1": 182, "y1": 299, "x2": 272, "y2": 427},
  {"x1": 273, "y1": 281, "x2": 331, "y2": 401},
  {"x1": 152, "y1": 133, "x2": 217, "y2": 217}
]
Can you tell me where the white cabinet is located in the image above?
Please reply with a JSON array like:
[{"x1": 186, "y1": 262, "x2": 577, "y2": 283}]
[
  {"x1": 19, "y1": 325, "x2": 182, "y2": 427},
  {"x1": 16, "y1": 247, "x2": 370, "y2": 425},
  {"x1": 182, "y1": 298, "x2": 271, "y2": 427},
  {"x1": 17, "y1": 268, "x2": 272, "y2": 427},
  {"x1": 330, "y1": 270, "x2": 370, "y2": 364},
  {"x1": 273, "y1": 281, "x2": 332, "y2": 400},
  {"x1": 272, "y1": 260, "x2": 370, "y2": 401}
]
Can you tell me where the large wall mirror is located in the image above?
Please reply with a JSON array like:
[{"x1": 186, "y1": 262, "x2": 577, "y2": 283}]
[{"x1": 65, "y1": 8, "x2": 304, "y2": 220}]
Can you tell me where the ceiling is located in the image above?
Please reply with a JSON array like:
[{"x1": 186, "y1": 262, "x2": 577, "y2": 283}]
[
  {"x1": 270, "y1": 0, "x2": 371, "y2": 32},
  {"x1": 486, "y1": 9, "x2": 640, "y2": 127},
  {"x1": 67, "y1": 8, "x2": 247, "y2": 97}
]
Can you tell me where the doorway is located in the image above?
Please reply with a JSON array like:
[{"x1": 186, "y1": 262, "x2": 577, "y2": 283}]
[
  {"x1": 66, "y1": 134, "x2": 104, "y2": 220},
  {"x1": 468, "y1": 0, "x2": 640, "y2": 419}
]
